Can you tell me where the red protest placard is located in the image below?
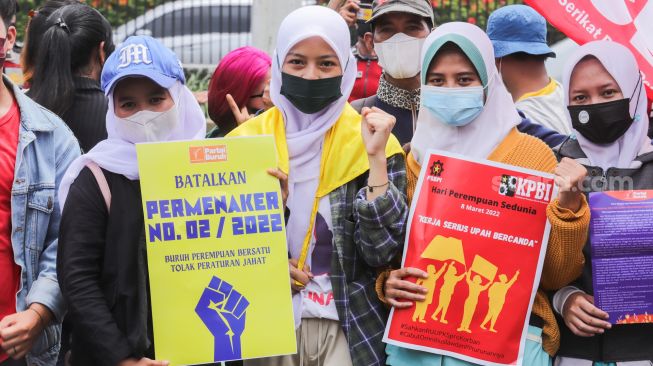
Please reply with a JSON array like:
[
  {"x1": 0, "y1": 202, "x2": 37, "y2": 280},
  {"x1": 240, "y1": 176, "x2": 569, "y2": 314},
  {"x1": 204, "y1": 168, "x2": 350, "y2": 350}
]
[{"x1": 384, "y1": 151, "x2": 556, "y2": 366}]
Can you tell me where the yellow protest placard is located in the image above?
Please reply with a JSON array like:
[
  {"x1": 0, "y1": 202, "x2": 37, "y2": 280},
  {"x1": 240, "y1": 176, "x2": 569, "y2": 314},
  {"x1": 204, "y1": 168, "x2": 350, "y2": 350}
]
[{"x1": 136, "y1": 136, "x2": 296, "y2": 365}]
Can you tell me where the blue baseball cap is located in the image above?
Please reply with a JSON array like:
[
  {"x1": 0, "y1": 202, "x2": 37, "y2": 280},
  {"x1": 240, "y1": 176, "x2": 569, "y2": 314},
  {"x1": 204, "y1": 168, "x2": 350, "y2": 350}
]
[
  {"x1": 487, "y1": 5, "x2": 555, "y2": 58},
  {"x1": 101, "y1": 35, "x2": 185, "y2": 93}
]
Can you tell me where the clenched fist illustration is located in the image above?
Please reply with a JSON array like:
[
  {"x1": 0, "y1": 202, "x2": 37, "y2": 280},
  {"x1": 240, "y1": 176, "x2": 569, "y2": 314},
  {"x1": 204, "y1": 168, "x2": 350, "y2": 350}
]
[{"x1": 195, "y1": 276, "x2": 249, "y2": 361}]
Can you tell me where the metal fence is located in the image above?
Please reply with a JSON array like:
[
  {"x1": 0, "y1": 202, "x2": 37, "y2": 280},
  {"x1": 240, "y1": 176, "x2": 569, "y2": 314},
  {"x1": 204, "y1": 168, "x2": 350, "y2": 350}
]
[{"x1": 16, "y1": 0, "x2": 564, "y2": 68}]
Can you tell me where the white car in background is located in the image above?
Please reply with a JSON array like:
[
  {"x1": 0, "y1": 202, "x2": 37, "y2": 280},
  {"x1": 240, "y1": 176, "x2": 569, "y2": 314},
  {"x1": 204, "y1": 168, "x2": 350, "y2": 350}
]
[{"x1": 113, "y1": 0, "x2": 252, "y2": 67}]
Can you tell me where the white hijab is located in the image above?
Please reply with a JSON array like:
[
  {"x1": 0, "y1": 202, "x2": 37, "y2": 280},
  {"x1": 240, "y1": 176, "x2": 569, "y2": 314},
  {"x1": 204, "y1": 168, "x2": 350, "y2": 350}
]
[
  {"x1": 272, "y1": 6, "x2": 356, "y2": 260},
  {"x1": 58, "y1": 81, "x2": 206, "y2": 210},
  {"x1": 562, "y1": 40, "x2": 652, "y2": 171},
  {"x1": 411, "y1": 22, "x2": 521, "y2": 165}
]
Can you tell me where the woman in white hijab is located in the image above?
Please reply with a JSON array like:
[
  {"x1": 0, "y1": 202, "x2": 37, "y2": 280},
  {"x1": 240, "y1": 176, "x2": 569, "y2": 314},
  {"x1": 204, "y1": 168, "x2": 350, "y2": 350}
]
[
  {"x1": 377, "y1": 23, "x2": 591, "y2": 366},
  {"x1": 553, "y1": 41, "x2": 653, "y2": 366},
  {"x1": 229, "y1": 6, "x2": 406, "y2": 366},
  {"x1": 56, "y1": 36, "x2": 205, "y2": 366}
]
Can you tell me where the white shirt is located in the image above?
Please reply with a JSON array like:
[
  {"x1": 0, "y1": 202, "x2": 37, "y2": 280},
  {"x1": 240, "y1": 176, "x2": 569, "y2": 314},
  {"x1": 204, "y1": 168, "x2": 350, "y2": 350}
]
[
  {"x1": 516, "y1": 79, "x2": 572, "y2": 135},
  {"x1": 300, "y1": 198, "x2": 339, "y2": 321}
]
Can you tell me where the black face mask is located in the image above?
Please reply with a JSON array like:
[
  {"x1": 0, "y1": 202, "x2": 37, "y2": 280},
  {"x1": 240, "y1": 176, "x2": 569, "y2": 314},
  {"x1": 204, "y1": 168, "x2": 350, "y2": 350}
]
[
  {"x1": 568, "y1": 98, "x2": 634, "y2": 144},
  {"x1": 280, "y1": 72, "x2": 342, "y2": 114}
]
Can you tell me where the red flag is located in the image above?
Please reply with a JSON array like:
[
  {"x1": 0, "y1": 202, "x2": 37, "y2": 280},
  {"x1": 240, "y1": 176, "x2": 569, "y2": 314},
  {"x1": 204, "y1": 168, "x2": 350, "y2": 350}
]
[{"x1": 525, "y1": 0, "x2": 653, "y2": 115}]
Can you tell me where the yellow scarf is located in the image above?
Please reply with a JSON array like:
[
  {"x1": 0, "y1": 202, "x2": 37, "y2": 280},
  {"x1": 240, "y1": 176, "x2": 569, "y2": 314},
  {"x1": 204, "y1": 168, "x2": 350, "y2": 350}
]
[{"x1": 228, "y1": 103, "x2": 404, "y2": 275}]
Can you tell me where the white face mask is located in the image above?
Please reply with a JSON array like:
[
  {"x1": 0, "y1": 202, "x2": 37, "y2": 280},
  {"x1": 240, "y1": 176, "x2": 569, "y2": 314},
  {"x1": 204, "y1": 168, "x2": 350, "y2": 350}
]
[
  {"x1": 115, "y1": 104, "x2": 179, "y2": 144},
  {"x1": 374, "y1": 33, "x2": 426, "y2": 79}
]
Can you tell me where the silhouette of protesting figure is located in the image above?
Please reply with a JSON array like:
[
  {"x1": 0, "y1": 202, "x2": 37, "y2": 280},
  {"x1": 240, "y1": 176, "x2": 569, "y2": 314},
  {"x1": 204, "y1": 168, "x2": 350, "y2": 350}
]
[
  {"x1": 481, "y1": 270, "x2": 519, "y2": 332},
  {"x1": 457, "y1": 272, "x2": 491, "y2": 333},
  {"x1": 431, "y1": 261, "x2": 466, "y2": 324},
  {"x1": 412, "y1": 263, "x2": 448, "y2": 323},
  {"x1": 196, "y1": 276, "x2": 250, "y2": 361}
]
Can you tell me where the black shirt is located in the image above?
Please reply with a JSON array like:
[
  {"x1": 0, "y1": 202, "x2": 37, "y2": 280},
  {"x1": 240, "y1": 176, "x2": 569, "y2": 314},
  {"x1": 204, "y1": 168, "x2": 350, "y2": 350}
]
[
  {"x1": 58, "y1": 167, "x2": 229, "y2": 366},
  {"x1": 61, "y1": 77, "x2": 108, "y2": 152},
  {"x1": 58, "y1": 167, "x2": 151, "y2": 366}
]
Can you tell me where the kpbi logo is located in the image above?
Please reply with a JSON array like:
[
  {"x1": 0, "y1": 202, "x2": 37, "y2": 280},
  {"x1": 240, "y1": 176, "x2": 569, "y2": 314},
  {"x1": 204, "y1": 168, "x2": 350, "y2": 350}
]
[
  {"x1": 499, "y1": 175, "x2": 517, "y2": 197},
  {"x1": 118, "y1": 44, "x2": 152, "y2": 68},
  {"x1": 498, "y1": 174, "x2": 552, "y2": 202}
]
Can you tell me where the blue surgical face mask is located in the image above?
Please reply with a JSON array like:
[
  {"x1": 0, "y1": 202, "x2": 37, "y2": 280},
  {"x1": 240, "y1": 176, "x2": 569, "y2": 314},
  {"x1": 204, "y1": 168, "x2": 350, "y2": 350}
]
[{"x1": 421, "y1": 85, "x2": 485, "y2": 127}]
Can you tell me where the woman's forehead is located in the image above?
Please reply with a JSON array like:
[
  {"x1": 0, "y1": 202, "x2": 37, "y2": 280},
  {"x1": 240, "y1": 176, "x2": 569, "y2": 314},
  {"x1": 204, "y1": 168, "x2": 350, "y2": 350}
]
[
  {"x1": 287, "y1": 36, "x2": 338, "y2": 57},
  {"x1": 114, "y1": 77, "x2": 166, "y2": 95},
  {"x1": 571, "y1": 57, "x2": 616, "y2": 84},
  {"x1": 431, "y1": 49, "x2": 476, "y2": 72}
]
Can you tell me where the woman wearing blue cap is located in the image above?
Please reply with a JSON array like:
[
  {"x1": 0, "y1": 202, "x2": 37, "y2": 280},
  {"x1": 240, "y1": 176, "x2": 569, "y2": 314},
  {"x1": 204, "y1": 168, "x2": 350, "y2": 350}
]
[
  {"x1": 377, "y1": 22, "x2": 590, "y2": 366},
  {"x1": 56, "y1": 36, "x2": 206, "y2": 366}
]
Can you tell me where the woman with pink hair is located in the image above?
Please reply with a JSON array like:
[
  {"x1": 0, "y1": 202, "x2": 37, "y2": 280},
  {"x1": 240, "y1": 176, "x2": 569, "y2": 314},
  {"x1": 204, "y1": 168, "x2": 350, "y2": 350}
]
[{"x1": 207, "y1": 46, "x2": 272, "y2": 137}]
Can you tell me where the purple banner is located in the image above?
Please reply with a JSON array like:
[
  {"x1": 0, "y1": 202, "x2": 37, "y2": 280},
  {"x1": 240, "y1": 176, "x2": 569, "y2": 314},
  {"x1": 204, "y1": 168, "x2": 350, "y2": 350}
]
[{"x1": 589, "y1": 190, "x2": 653, "y2": 324}]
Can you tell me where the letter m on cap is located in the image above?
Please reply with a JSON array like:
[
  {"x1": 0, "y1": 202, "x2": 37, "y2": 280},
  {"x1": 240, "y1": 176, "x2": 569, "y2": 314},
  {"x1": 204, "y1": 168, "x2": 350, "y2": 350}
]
[{"x1": 118, "y1": 44, "x2": 152, "y2": 68}]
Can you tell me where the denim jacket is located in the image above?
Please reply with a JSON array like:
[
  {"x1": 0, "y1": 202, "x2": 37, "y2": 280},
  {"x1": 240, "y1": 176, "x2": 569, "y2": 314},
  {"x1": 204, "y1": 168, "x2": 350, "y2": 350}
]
[{"x1": 6, "y1": 77, "x2": 80, "y2": 365}]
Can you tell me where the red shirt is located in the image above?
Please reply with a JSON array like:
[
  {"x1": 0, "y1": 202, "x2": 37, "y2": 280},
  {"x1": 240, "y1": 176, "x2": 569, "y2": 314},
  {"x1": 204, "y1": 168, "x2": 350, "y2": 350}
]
[
  {"x1": 0, "y1": 99, "x2": 20, "y2": 362},
  {"x1": 348, "y1": 57, "x2": 382, "y2": 103}
]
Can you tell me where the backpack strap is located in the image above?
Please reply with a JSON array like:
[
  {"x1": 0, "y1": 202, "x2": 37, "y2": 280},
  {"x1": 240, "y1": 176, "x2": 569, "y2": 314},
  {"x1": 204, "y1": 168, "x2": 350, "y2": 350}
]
[{"x1": 86, "y1": 161, "x2": 111, "y2": 213}]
